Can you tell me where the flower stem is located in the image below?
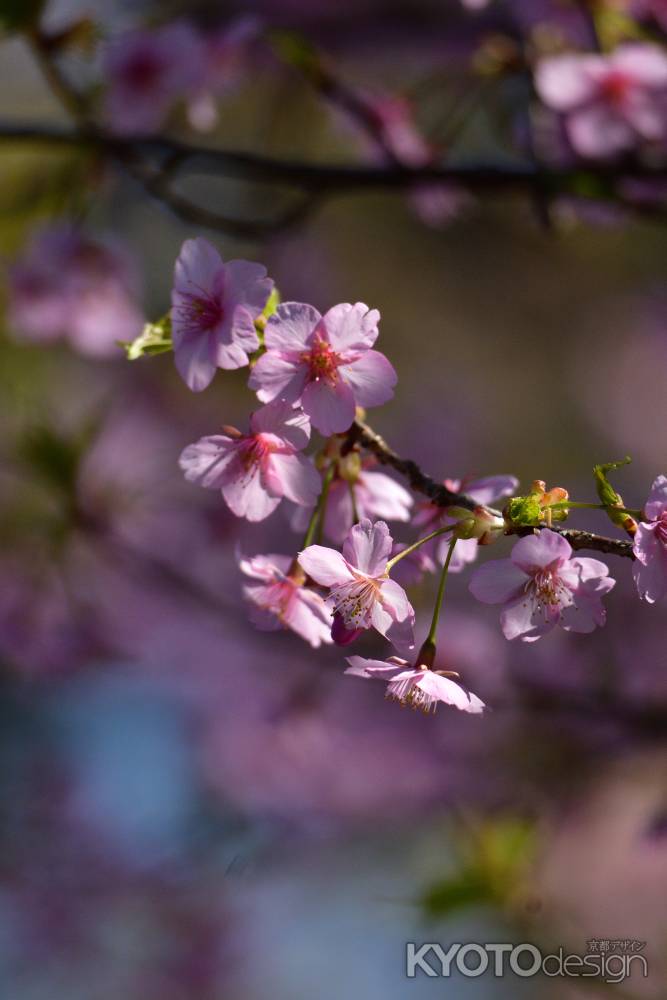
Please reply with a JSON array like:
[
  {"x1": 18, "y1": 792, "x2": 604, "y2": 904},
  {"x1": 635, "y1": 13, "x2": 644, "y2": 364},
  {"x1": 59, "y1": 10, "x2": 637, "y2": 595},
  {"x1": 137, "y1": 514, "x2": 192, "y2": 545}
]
[
  {"x1": 348, "y1": 481, "x2": 360, "y2": 525},
  {"x1": 547, "y1": 500, "x2": 642, "y2": 517},
  {"x1": 302, "y1": 462, "x2": 336, "y2": 549},
  {"x1": 422, "y1": 536, "x2": 457, "y2": 652},
  {"x1": 385, "y1": 525, "x2": 454, "y2": 572}
]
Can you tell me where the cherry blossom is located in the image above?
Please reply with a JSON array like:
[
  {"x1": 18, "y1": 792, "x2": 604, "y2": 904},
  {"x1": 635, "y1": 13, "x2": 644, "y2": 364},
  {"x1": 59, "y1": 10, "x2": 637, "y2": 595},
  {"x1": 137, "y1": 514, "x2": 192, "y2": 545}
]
[
  {"x1": 633, "y1": 475, "x2": 667, "y2": 604},
  {"x1": 248, "y1": 301, "x2": 397, "y2": 435},
  {"x1": 345, "y1": 656, "x2": 485, "y2": 714},
  {"x1": 171, "y1": 238, "x2": 273, "y2": 391},
  {"x1": 239, "y1": 553, "x2": 333, "y2": 647},
  {"x1": 469, "y1": 529, "x2": 615, "y2": 641},
  {"x1": 103, "y1": 22, "x2": 204, "y2": 135},
  {"x1": 179, "y1": 401, "x2": 320, "y2": 522},
  {"x1": 298, "y1": 519, "x2": 415, "y2": 648},
  {"x1": 535, "y1": 44, "x2": 667, "y2": 158}
]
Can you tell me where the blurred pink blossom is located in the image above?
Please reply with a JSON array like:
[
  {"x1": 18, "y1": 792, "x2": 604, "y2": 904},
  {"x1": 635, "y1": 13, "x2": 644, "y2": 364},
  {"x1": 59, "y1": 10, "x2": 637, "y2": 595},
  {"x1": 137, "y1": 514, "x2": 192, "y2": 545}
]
[
  {"x1": 103, "y1": 21, "x2": 205, "y2": 135},
  {"x1": 7, "y1": 225, "x2": 143, "y2": 356},
  {"x1": 535, "y1": 44, "x2": 667, "y2": 158},
  {"x1": 239, "y1": 551, "x2": 333, "y2": 646}
]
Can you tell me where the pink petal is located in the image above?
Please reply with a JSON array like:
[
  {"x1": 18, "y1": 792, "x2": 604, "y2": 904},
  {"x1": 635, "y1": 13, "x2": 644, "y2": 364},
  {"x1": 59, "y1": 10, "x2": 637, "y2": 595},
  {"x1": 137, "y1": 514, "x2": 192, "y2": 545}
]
[
  {"x1": 567, "y1": 105, "x2": 635, "y2": 158},
  {"x1": 468, "y1": 558, "x2": 526, "y2": 604},
  {"x1": 379, "y1": 577, "x2": 413, "y2": 623},
  {"x1": 510, "y1": 529, "x2": 572, "y2": 573},
  {"x1": 385, "y1": 613, "x2": 416, "y2": 652},
  {"x1": 179, "y1": 436, "x2": 238, "y2": 488},
  {"x1": 266, "y1": 453, "x2": 321, "y2": 506},
  {"x1": 263, "y1": 301, "x2": 321, "y2": 351},
  {"x1": 215, "y1": 336, "x2": 256, "y2": 370},
  {"x1": 174, "y1": 332, "x2": 217, "y2": 392},
  {"x1": 499, "y1": 593, "x2": 553, "y2": 642},
  {"x1": 633, "y1": 549, "x2": 667, "y2": 604},
  {"x1": 283, "y1": 589, "x2": 333, "y2": 647},
  {"x1": 465, "y1": 474, "x2": 519, "y2": 506},
  {"x1": 224, "y1": 259, "x2": 273, "y2": 316},
  {"x1": 323, "y1": 481, "x2": 355, "y2": 543},
  {"x1": 645, "y1": 475, "x2": 667, "y2": 521},
  {"x1": 570, "y1": 556, "x2": 611, "y2": 583},
  {"x1": 342, "y1": 518, "x2": 392, "y2": 576},
  {"x1": 359, "y1": 471, "x2": 413, "y2": 522},
  {"x1": 174, "y1": 237, "x2": 223, "y2": 297},
  {"x1": 344, "y1": 656, "x2": 406, "y2": 678},
  {"x1": 222, "y1": 465, "x2": 281, "y2": 521},
  {"x1": 298, "y1": 545, "x2": 354, "y2": 587},
  {"x1": 535, "y1": 54, "x2": 602, "y2": 111},
  {"x1": 338, "y1": 350, "x2": 397, "y2": 408},
  {"x1": 248, "y1": 351, "x2": 306, "y2": 405},
  {"x1": 250, "y1": 400, "x2": 311, "y2": 449},
  {"x1": 611, "y1": 43, "x2": 667, "y2": 87},
  {"x1": 319, "y1": 302, "x2": 380, "y2": 351},
  {"x1": 418, "y1": 672, "x2": 485, "y2": 714},
  {"x1": 239, "y1": 552, "x2": 290, "y2": 581},
  {"x1": 301, "y1": 377, "x2": 356, "y2": 436}
]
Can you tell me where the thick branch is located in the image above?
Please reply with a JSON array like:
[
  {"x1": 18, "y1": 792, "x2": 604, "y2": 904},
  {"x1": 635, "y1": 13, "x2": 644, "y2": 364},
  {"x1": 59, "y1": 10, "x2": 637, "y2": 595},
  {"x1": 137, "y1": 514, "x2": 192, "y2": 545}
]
[
  {"x1": 347, "y1": 418, "x2": 635, "y2": 559},
  {"x1": 1, "y1": 122, "x2": 666, "y2": 230}
]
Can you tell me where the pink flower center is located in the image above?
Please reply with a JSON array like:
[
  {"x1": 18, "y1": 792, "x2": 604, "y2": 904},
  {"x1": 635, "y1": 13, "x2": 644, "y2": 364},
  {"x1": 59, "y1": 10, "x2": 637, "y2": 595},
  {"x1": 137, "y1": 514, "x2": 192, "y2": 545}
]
[
  {"x1": 330, "y1": 576, "x2": 380, "y2": 627},
  {"x1": 259, "y1": 579, "x2": 295, "y2": 619},
  {"x1": 386, "y1": 672, "x2": 437, "y2": 713},
  {"x1": 123, "y1": 52, "x2": 165, "y2": 92},
  {"x1": 176, "y1": 290, "x2": 225, "y2": 337},
  {"x1": 301, "y1": 337, "x2": 341, "y2": 385},
  {"x1": 529, "y1": 566, "x2": 569, "y2": 610},
  {"x1": 240, "y1": 435, "x2": 272, "y2": 471},
  {"x1": 600, "y1": 70, "x2": 632, "y2": 107}
]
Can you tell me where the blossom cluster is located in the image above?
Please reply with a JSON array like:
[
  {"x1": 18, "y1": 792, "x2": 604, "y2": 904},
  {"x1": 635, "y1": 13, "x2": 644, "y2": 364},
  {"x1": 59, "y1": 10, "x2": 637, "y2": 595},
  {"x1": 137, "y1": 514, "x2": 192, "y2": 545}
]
[{"x1": 149, "y1": 236, "x2": 667, "y2": 719}]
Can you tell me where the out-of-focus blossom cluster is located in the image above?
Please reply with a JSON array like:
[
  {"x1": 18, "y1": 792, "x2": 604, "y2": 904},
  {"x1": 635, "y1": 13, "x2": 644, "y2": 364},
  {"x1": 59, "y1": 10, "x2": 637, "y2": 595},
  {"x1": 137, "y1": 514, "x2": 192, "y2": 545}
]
[
  {"x1": 102, "y1": 16, "x2": 262, "y2": 135},
  {"x1": 6, "y1": 224, "x2": 144, "y2": 356}
]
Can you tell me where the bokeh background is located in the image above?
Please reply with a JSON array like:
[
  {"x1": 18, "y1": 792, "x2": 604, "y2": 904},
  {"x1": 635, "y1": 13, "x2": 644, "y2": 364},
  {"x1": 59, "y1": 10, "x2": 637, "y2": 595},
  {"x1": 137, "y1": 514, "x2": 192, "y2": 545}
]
[{"x1": 1, "y1": 1, "x2": 666, "y2": 997}]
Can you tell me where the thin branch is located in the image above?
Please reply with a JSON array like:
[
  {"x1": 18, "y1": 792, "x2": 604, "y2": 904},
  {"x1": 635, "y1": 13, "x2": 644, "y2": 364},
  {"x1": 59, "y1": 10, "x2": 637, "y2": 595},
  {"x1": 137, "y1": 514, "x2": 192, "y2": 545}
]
[{"x1": 346, "y1": 418, "x2": 635, "y2": 559}]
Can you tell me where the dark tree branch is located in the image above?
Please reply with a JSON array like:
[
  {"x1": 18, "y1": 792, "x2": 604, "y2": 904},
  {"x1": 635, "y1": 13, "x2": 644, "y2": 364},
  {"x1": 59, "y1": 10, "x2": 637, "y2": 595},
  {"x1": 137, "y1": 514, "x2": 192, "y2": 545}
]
[
  {"x1": 1, "y1": 122, "x2": 666, "y2": 234},
  {"x1": 346, "y1": 418, "x2": 635, "y2": 559}
]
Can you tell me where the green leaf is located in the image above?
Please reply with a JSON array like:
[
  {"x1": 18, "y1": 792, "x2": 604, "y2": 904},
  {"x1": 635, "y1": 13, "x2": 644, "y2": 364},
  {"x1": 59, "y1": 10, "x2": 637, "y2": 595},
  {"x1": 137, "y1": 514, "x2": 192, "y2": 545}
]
[
  {"x1": 421, "y1": 817, "x2": 537, "y2": 920},
  {"x1": 593, "y1": 456, "x2": 636, "y2": 532},
  {"x1": 122, "y1": 314, "x2": 172, "y2": 360}
]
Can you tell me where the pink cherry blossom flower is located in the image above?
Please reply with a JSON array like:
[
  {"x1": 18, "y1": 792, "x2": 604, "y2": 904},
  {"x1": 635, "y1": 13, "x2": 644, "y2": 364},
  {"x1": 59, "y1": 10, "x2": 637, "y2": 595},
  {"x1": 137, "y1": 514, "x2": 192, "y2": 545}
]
[
  {"x1": 6, "y1": 224, "x2": 143, "y2": 356},
  {"x1": 298, "y1": 519, "x2": 415, "y2": 648},
  {"x1": 633, "y1": 475, "x2": 667, "y2": 603},
  {"x1": 469, "y1": 529, "x2": 615, "y2": 641},
  {"x1": 345, "y1": 656, "x2": 485, "y2": 714},
  {"x1": 410, "y1": 474, "x2": 519, "y2": 577},
  {"x1": 171, "y1": 237, "x2": 273, "y2": 392},
  {"x1": 290, "y1": 459, "x2": 413, "y2": 543},
  {"x1": 103, "y1": 21, "x2": 205, "y2": 135},
  {"x1": 535, "y1": 44, "x2": 667, "y2": 159},
  {"x1": 248, "y1": 301, "x2": 397, "y2": 435},
  {"x1": 239, "y1": 552, "x2": 332, "y2": 647},
  {"x1": 179, "y1": 401, "x2": 320, "y2": 522}
]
